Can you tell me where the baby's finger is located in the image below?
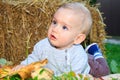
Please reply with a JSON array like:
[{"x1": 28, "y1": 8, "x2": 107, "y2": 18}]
[{"x1": 12, "y1": 65, "x2": 25, "y2": 71}]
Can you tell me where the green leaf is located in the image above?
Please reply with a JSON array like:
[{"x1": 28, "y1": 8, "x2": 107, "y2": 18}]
[
  {"x1": 89, "y1": 0, "x2": 97, "y2": 5},
  {"x1": 0, "y1": 58, "x2": 7, "y2": 66},
  {"x1": 110, "y1": 60, "x2": 120, "y2": 73},
  {"x1": 112, "y1": 78, "x2": 119, "y2": 80},
  {"x1": 39, "y1": 68, "x2": 45, "y2": 74},
  {"x1": 34, "y1": 76, "x2": 39, "y2": 80},
  {"x1": 3, "y1": 74, "x2": 21, "y2": 80},
  {"x1": 0, "y1": 58, "x2": 13, "y2": 66},
  {"x1": 9, "y1": 74, "x2": 21, "y2": 80}
]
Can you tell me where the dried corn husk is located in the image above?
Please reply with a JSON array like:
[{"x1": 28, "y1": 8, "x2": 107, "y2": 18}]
[{"x1": 0, "y1": 59, "x2": 48, "y2": 80}]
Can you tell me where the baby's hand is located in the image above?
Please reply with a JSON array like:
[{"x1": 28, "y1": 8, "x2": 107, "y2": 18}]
[{"x1": 12, "y1": 64, "x2": 25, "y2": 71}]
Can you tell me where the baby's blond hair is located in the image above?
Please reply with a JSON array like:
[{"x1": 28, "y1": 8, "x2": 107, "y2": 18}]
[{"x1": 60, "y1": 2, "x2": 92, "y2": 36}]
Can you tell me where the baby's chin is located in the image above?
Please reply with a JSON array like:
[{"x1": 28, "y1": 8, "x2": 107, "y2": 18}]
[
  {"x1": 48, "y1": 38, "x2": 69, "y2": 50},
  {"x1": 49, "y1": 41, "x2": 62, "y2": 49},
  {"x1": 48, "y1": 39, "x2": 57, "y2": 47}
]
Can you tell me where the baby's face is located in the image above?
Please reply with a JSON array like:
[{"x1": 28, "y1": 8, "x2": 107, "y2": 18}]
[{"x1": 48, "y1": 8, "x2": 83, "y2": 49}]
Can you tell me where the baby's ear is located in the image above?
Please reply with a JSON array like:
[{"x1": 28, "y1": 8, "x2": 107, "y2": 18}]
[{"x1": 73, "y1": 34, "x2": 86, "y2": 44}]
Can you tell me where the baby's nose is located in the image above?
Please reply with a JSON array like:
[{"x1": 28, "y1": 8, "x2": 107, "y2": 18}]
[{"x1": 52, "y1": 25, "x2": 60, "y2": 32}]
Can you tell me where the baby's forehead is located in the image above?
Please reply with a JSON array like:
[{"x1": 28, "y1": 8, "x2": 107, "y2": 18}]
[
  {"x1": 54, "y1": 7, "x2": 86, "y2": 29},
  {"x1": 59, "y1": 6, "x2": 87, "y2": 18},
  {"x1": 60, "y1": 3, "x2": 88, "y2": 13},
  {"x1": 58, "y1": 7, "x2": 85, "y2": 17}
]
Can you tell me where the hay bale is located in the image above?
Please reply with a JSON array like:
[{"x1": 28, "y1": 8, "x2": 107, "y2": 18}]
[
  {"x1": 0, "y1": 0, "x2": 106, "y2": 64},
  {"x1": 87, "y1": 5, "x2": 106, "y2": 53}
]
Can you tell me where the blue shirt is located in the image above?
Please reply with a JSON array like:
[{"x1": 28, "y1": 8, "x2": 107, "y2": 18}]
[{"x1": 21, "y1": 38, "x2": 90, "y2": 76}]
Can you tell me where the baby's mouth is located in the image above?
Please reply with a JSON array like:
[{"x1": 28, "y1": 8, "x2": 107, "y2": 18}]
[{"x1": 50, "y1": 34, "x2": 56, "y2": 40}]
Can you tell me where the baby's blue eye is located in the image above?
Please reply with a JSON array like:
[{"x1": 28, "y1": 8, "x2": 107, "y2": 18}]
[{"x1": 62, "y1": 26, "x2": 68, "y2": 30}]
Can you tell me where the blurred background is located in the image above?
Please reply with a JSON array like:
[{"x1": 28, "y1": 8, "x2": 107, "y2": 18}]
[
  {"x1": 96, "y1": 0, "x2": 120, "y2": 73},
  {"x1": 97, "y1": 0, "x2": 120, "y2": 38}
]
